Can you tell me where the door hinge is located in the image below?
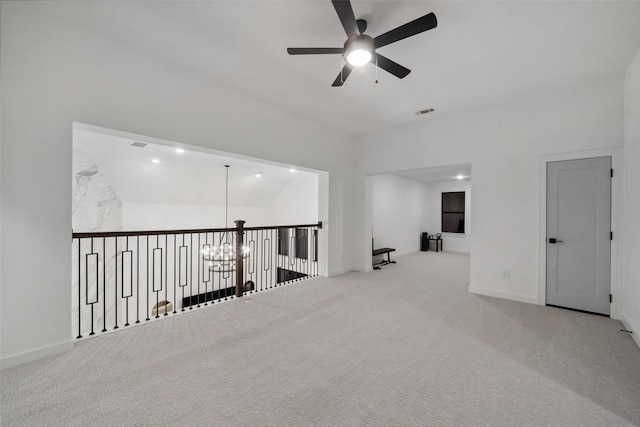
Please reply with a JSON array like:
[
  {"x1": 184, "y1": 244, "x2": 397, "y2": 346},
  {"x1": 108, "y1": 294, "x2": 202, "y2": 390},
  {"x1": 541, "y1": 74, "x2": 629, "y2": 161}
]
[
  {"x1": 611, "y1": 231, "x2": 613, "y2": 240},
  {"x1": 611, "y1": 168, "x2": 614, "y2": 178},
  {"x1": 610, "y1": 294, "x2": 612, "y2": 303}
]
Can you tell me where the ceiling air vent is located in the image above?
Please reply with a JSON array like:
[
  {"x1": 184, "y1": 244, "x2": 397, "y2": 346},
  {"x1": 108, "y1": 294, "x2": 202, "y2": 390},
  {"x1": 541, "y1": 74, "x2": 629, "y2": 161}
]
[
  {"x1": 416, "y1": 108, "x2": 436, "y2": 116},
  {"x1": 130, "y1": 141, "x2": 148, "y2": 148}
]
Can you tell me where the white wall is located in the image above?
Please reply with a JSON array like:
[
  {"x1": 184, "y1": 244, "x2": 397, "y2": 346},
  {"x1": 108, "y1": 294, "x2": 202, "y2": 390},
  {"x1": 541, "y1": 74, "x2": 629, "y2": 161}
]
[
  {"x1": 622, "y1": 47, "x2": 640, "y2": 346},
  {"x1": 356, "y1": 77, "x2": 625, "y2": 305},
  {"x1": 370, "y1": 174, "x2": 425, "y2": 257},
  {"x1": 73, "y1": 149, "x2": 123, "y2": 232},
  {"x1": 0, "y1": 3, "x2": 355, "y2": 365},
  {"x1": 425, "y1": 181, "x2": 471, "y2": 253},
  {"x1": 121, "y1": 204, "x2": 276, "y2": 231},
  {"x1": 120, "y1": 174, "x2": 317, "y2": 231},
  {"x1": 120, "y1": 176, "x2": 318, "y2": 231},
  {"x1": 270, "y1": 175, "x2": 319, "y2": 225}
]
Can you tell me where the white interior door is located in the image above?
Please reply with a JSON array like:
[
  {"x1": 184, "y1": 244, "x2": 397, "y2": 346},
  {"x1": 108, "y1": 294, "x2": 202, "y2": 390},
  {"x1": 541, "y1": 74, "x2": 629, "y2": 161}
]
[{"x1": 546, "y1": 156, "x2": 611, "y2": 315}]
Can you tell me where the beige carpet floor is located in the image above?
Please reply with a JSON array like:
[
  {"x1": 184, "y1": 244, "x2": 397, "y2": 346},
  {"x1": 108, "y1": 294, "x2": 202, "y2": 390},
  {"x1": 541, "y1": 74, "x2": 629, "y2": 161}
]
[{"x1": 2, "y1": 251, "x2": 640, "y2": 426}]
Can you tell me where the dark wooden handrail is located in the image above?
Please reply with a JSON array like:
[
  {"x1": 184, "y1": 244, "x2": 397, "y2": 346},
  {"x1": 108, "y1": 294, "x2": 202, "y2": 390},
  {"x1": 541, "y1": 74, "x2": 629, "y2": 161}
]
[
  {"x1": 72, "y1": 221, "x2": 323, "y2": 239},
  {"x1": 244, "y1": 222, "x2": 322, "y2": 232}
]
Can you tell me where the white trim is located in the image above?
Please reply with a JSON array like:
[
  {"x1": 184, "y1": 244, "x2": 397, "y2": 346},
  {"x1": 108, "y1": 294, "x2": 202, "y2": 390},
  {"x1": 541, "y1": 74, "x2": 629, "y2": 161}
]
[
  {"x1": 620, "y1": 316, "x2": 640, "y2": 350},
  {"x1": 1, "y1": 341, "x2": 74, "y2": 370},
  {"x1": 538, "y1": 147, "x2": 623, "y2": 318},
  {"x1": 468, "y1": 286, "x2": 539, "y2": 305}
]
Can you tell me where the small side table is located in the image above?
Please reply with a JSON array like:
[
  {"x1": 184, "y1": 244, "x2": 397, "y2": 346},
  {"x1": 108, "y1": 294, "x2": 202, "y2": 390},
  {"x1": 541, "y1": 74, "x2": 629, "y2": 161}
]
[{"x1": 427, "y1": 235, "x2": 443, "y2": 252}]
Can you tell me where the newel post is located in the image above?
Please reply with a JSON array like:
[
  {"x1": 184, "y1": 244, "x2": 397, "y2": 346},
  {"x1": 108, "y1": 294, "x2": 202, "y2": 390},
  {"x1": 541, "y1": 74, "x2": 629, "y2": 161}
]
[{"x1": 235, "y1": 220, "x2": 245, "y2": 298}]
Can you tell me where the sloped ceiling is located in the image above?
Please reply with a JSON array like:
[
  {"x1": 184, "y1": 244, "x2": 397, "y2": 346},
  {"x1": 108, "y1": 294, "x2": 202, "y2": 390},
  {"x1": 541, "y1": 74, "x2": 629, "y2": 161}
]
[
  {"x1": 57, "y1": 1, "x2": 640, "y2": 136},
  {"x1": 74, "y1": 128, "x2": 318, "y2": 207}
]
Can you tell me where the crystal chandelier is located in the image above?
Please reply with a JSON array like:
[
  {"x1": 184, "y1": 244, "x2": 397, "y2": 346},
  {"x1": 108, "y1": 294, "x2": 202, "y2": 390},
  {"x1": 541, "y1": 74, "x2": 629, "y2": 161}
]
[{"x1": 202, "y1": 165, "x2": 250, "y2": 272}]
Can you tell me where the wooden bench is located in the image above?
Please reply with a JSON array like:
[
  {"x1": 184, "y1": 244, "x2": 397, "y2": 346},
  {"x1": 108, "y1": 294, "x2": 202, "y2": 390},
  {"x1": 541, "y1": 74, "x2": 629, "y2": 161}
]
[{"x1": 372, "y1": 240, "x2": 396, "y2": 270}]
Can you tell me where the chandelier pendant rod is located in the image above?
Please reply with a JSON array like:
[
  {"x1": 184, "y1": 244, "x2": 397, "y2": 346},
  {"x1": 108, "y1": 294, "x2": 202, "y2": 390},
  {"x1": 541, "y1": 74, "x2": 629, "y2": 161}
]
[{"x1": 225, "y1": 164, "x2": 229, "y2": 230}]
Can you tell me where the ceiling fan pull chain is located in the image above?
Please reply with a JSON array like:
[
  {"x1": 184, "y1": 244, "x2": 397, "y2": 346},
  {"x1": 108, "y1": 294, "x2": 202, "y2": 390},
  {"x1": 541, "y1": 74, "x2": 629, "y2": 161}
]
[{"x1": 375, "y1": 55, "x2": 379, "y2": 84}]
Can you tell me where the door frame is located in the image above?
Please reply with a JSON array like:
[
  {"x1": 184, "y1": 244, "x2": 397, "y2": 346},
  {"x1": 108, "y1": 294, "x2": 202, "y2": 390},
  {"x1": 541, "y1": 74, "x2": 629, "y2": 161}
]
[{"x1": 538, "y1": 147, "x2": 622, "y2": 319}]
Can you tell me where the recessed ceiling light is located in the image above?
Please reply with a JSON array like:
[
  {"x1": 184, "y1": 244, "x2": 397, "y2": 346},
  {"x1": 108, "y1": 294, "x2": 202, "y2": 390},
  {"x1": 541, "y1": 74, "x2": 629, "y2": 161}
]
[
  {"x1": 255, "y1": 172, "x2": 263, "y2": 178},
  {"x1": 456, "y1": 174, "x2": 464, "y2": 180},
  {"x1": 152, "y1": 159, "x2": 160, "y2": 164},
  {"x1": 289, "y1": 168, "x2": 296, "y2": 173},
  {"x1": 175, "y1": 148, "x2": 185, "y2": 154}
]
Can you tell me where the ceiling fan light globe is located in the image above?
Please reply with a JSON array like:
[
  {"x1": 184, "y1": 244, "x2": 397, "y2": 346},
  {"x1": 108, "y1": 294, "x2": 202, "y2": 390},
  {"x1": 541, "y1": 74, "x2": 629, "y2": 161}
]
[
  {"x1": 346, "y1": 49, "x2": 372, "y2": 67},
  {"x1": 344, "y1": 34, "x2": 374, "y2": 67}
]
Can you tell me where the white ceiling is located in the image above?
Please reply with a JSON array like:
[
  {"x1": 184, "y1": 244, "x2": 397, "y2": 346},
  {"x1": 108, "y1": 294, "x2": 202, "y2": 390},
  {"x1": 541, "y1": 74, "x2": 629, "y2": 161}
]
[
  {"x1": 59, "y1": 1, "x2": 640, "y2": 137},
  {"x1": 73, "y1": 128, "x2": 318, "y2": 206},
  {"x1": 394, "y1": 163, "x2": 471, "y2": 183}
]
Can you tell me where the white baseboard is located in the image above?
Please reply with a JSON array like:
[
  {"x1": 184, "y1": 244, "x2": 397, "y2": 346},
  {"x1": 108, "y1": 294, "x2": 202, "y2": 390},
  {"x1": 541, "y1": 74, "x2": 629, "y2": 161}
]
[
  {"x1": 468, "y1": 286, "x2": 539, "y2": 305},
  {"x1": 620, "y1": 315, "x2": 640, "y2": 350},
  {"x1": 1, "y1": 341, "x2": 74, "y2": 370}
]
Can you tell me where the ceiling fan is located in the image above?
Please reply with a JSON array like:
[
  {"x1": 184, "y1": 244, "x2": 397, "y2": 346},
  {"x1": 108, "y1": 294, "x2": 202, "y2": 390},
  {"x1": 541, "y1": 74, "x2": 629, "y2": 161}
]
[{"x1": 287, "y1": 0, "x2": 437, "y2": 87}]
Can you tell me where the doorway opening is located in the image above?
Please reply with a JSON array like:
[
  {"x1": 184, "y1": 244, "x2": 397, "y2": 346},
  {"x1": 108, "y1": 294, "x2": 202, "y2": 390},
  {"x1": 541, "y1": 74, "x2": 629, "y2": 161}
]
[{"x1": 366, "y1": 163, "x2": 472, "y2": 273}]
